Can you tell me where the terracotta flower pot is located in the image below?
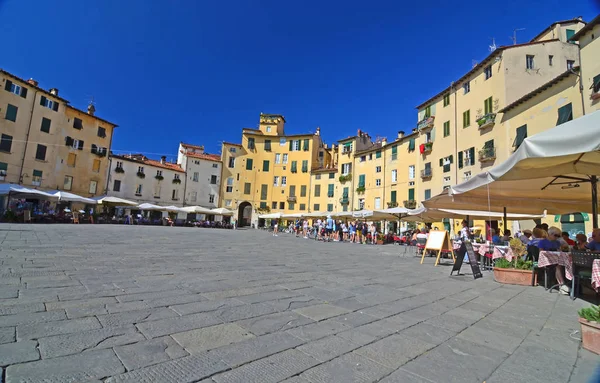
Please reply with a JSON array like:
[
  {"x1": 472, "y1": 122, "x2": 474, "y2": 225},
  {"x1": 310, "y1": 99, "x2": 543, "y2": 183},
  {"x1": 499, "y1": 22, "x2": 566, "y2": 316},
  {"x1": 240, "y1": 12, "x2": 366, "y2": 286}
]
[
  {"x1": 493, "y1": 267, "x2": 535, "y2": 286},
  {"x1": 579, "y1": 318, "x2": 600, "y2": 355}
]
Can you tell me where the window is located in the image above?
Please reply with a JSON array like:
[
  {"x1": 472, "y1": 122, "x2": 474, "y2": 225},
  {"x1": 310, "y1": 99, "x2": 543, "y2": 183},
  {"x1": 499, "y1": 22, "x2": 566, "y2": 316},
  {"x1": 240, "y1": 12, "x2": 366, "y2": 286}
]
[
  {"x1": 156, "y1": 170, "x2": 163, "y2": 177},
  {"x1": 281, "y1": 176, "x2": 287, "y2": 186},
  {"x1": 484, "y1": 97, "x2": 493, "y2": 115},
  {"x1": 116, "y1": 161, "x2": 123, "y2": 170},
  {"x1": 423, "y1": 189, "x2": 432, "y2": 200},
  {"x1": 272, "y1": 201, "x2": 278, "y2": 209},
  {"x1": 226, "y1": 177, "x2": 233, "y2": 192},
  {"x1": 341, "y1": 163, "x2": 352, "y2": 175},
  {"x1": 299, "y1": 203, "x2": 306, "y2": 211},
  {"x1": 210, "y1": 175, "x2": 217, "y2": 184},
  {"x1": 244, "y1": 183, "x2": 251, "y2": 194},
  {"x1": 92, "y1": 159, "x2": 101, "y2": 173},
  {"x1": 593, "y1": 74, "x2": 600, "y2": 94},
  {"x1": 138, "y1": 166, "x2": 144, "y2": 174},
  {"x1": 40, "y1": 118, "x2": 51, "y2": 133},
  {"x1": 275, "y1": 153, "x2": 281, "y2": 164},
  {"x1": 279, "y1": 138, "x2": 286, "y2": 146},
  {"x1": 375, "y1": 166, "x2": 381, "y2": 173},
  {"x1": 376, "y1": 150, "x2": 381, "y2": 158},
  {"x1": 264, "y1": 140, "x2": 271, "y2": 151},
  {"x1": 288, "y1": 203, "x2": 295, "y2": 210},
  {"x1": 441, "y1": 155, "x2": 453, "y2": 173},
  {"x1": 89, "y1": 180, "x2": 97, "y2": 194},
  {"x1": 279, "y1": 201, "x2": 285, "y2": 209},
  {"x1": 73, "y1": 118, "x2": 83, "y2": 130},
  {"x1": 35, "y1": 144, "x2": 47, "y2": 161},
  {"x1": 408, "y1": 138, "x2": 415, "y2": 152},
  {"x1": 315, "y1": 174, "x2": 321, "y2": 180},
  {"x1": 408, "y1": 188, "x2": 415, "y2": 201},
  {"x1": 0, "y1": 162, "x2": 6, "y2": 180},
  {"x1": 172, "y1": 189, "x2": 178, "y2": 200},
  {"x1": 29, "y1": 169, "x2": 42, "y2": 186},
  {"x1": 289, "y1": 185, "x2": 296, "y2": 197},
  {"x1": 263, "y1": 160, "x2": 270, "y2": 172},
  {"x1": 360, "y1": 156, "x2": 366, "y2": 162},
  {"x1": 526, "y1": 55, "x2": 535, "y2": 70},
  {"x1": 62, "y1": 176, "x2": 73, "y2": 191},
  {"x1": 443, "y1": 93, "x2": 450, "y2": 107},
  {"x1": 484, "y1": 65, "x2": 492, "y2": 80},
  {"x1": 327, "y1": 184, "x2": 334, "y2": 197},
  {"x1": 358, "y1": 199, "x2": 365, "y2": 210},
  {"x1": 300, "y1": 185, "x2": 306, "y2": 197},
  {"x1": 443, "y1": 176, "x2": 451, "y2": 184},
  {"x1": 246, "y1": 159, "x2": 253, "y2": 170},
  {"x1": 463, "y1": 110, "x2": 470, "y2": 128},
  {"x1": 212, "y1": 163, "x2": 218, "y2": 168},
  {"x1": 192, "y1": 192, "x2": 198, "y2": 202},
  {"x1": 274, "y1": 176, "x2": 280, "y2": 186},
  {"x1": 549, "y1": 55, "x2": 554, "y2": 66},
  {"x1": 463, "y1": 81, "x2": 470, "y2": 94},
  {"x1": 458, "y1": 147, "x2": 475, "y2": 168},
  {"x1": 443, "y1": 121, "x2": 450, "y2": 137},
  {"x1": 424, "y1": 105, "x2": 431, "y2": 118},
  {"x1": 228, "y1": 157, "x2": 235, "y2": 168},
  {"x1": 266, "y1": 126, "x2": 271, "y2": 133},
  {"x1": 65, "y1": 152, "x2": 76, "y2": 167},
  {"x1": 301, "y1": 160, "x2": 308, "y2": 173},
  {"x1": 229, "y1": 147, "x2": 236, "y2": 153},
  {"x1": 566, "y1": 29, "x2": 575, "y2": 42},
  {"x1": 0, "y1": 134, "x2": 12, "y2": 152},
  {"x1": 193, "y1": 172, "x2": 199, "y2": 182},
  {"x1": 174, "y1": 174, "x2": 180, "y2": 180},
  {"x1": 342, "y1": 142, "x2": 353, "y2": 153},
  {"x1": 5, "y1": 104, "x2": 17, "y2": 122},
  {"x1": 40, "y1": 96, "x2": 59, "y2": 111},
  {"x1": 113, "y1": 180, "x2": 121, "y2": 192},
  {"x1": 260, "y1": 202, "x2": 267, "y2": 209},
  {"x1": 391, "y1": 169, "x2": 397, "y2": 183},
  {"x1": 71, "y1": 139, "x2": 84, "y2": 151},
  {"x1": 247, "y1": 137, "x2": 255, "y2": 149},
  {"x1": 408, "y1": 165, "x2": 415, "y2": 180},
  {"x1": 314, "y1": 184, "x2": 321, "y2": 197},
  {"x1": 303, "y1": 139, "x2": 309, "y2": 151},
  {"x1": 391, "y1": 145, "x2": 398, "y2": 160},
  {"x1": 323, "y1": 203, "x2": 331, "y2": 212},
  {"x1": 373, "y1": 197, "x2": 380, "y2": 209},
  {"x1": 567, "y1": 60, "x2": 575, "y2": 70},
  {"x1": 513, "y1": 125, "x2": 528, "y2": 149},
  {"x1": 556, "y1": 103, "x2": 573, "y2": 125},
  {"x1": 282, "y1": 154, "x2": 288, "y2": 164},
  {"x1": 376, "y1": 179, "x2": 381, "y2": 186},
  {"x1": 358, "y1": 174, "x2": 365, "y2": 188},
  {"x1": 209, "y1": 194, "x2": 215, "y2": 203},
  {"x1": 329, "y1": 172, "x2": 335, "y2": 179},
  {"x1": 289, "y1": 140, "x2": 300, "y2": 151},
  {"x1": 313, "y1": 204, "x2": 320, "y2": 211},
  {"x1": 291, "y1": 161, "x2": 297, "y2": 173},
  {"x1": 4, "y1": 80, "x2": 27, "y2": 98}
]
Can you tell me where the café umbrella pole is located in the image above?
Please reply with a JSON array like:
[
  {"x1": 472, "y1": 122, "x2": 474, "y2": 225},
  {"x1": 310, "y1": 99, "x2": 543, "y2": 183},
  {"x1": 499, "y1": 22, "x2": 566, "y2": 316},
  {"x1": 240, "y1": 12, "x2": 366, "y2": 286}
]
[{"x1": 592, "y1": 175, "x2": 598, "y2": 229}]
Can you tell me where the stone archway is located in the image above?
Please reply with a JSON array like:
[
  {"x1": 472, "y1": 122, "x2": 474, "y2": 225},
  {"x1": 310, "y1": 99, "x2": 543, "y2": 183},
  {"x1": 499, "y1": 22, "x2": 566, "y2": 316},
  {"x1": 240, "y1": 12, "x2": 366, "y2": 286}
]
[{"x1": 238, "y1": 202, "x2": 253, "y2": 227}]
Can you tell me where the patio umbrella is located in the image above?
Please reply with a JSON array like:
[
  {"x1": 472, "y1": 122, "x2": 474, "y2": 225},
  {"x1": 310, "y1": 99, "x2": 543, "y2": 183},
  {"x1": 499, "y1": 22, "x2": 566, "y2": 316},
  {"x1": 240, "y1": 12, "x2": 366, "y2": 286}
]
[
  {"x1": 425, "y1": 110, "x2": 600, "y2": 226},
  {"x1": 402, "y1": 207, "x2": 546, "y2": 222},
  {"x1": 0, "y1": 184, "x2": 59, "y2": 200},
  {"x1": 181, "y1": 206, "x2": 215, "y2": 214},
  {"x1": 303, "y1": 211, "x2": 329, "y2": 218},
  {"x1": 258, "y1": 212, "x2": 282, "y2": 219},
  {"x1": 137, "y1": 203, "x2": 166, "y2": 211},
  {"x1": 281, "y1": 213, "x2": 303, "y2": 218},
  {"x1": 352, "y1": 209, "x2": 397, "y2": 220},
  {"x1": 49, "y1": 191, "x2": 98, "y2": 204},
  {"x1": 211, "y1": 207, "x2": 234, "y2": 216},
  {"x1": 163, "y1": 205, "x2": 186, "y2": 213},
  {"x1": 93, "y1": 196, "x2": 138, "y2": 206}
]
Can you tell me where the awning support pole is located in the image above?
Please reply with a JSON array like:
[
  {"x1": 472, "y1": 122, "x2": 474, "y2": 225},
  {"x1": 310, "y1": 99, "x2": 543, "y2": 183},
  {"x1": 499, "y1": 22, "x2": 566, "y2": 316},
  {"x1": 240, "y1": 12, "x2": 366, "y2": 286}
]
[
  {"x1": 503, "y1": 207, "x2": 508, "y2": 235},
  {"x1": 592, "y1": 175, "x2": 598, "y2": 228}
]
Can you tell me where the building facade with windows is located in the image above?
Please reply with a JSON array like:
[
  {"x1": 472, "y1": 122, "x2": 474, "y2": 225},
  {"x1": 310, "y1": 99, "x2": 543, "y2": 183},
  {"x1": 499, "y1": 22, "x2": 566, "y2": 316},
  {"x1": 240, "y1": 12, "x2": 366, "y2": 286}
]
[
  {"x1": 0, "y1": 69, "x2": 117, "y2": 196},
  {"x1": 107, "y1": 154, "x2": 185, "y2": 206},
  {"x1": 177, "y1": 143, "x2": 222, "y2": 208},
  {"x1": 570, "y1": 14, "x2": 600, "y2": 113}
]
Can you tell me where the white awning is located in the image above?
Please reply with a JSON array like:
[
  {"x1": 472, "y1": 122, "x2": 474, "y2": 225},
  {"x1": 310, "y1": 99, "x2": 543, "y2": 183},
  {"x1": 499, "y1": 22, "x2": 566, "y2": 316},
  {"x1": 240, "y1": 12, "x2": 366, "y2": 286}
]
[
  {"x1": 402, "y1": 207, "x2": 546, "y2": 222},
  {"x1": 211, "y1": 207, "x2": 234, "y2": 216},
  {"x1": 93, "y1": 196, "x2": 138, "y2": 206},
  {"x1": 258, "y1": 212, "x2": 282, "y2": 219},
  {"x1": 0, "y1": 184, "x2": 58, "y2": 200},
  {"x1": 163, "y1": 205, "x2": 186, "y2": 213},
  {"x1": 48, "y1": 190, "x2": 98, "y2": 204},
  {"x1": 137, "y1": 203, "x2": 166, "y2": 211},
  {"x1": 181, "y1": 206, "x2": 215, "y2": 214}
]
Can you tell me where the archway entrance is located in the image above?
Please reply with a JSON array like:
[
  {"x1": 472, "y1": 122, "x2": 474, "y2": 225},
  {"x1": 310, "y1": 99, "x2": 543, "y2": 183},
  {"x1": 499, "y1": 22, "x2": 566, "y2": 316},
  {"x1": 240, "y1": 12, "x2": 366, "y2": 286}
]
[{"x1": 238, "y1": 202, "x2": 252, "y2": 227}]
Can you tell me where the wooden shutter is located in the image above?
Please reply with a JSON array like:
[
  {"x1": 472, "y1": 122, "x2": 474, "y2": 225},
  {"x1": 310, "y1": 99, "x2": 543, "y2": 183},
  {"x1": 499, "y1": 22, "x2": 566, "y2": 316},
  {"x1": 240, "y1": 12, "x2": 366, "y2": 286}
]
[
  {"x1": 263, "y1": 160, "x2": 269, "y2": 172},
  {"x1": 289, "y1": 140, "x2": 293, "y2": 150},
  {"x1": 20, "y1": 87, "x2": 27, "y2": 99},
  {"x1": 78, "y1": 140, "x2": 84, "y2": 150},
  {"x1": 65, "y1": 136, "x2": 73, "y2": 146},
  {"x1": 40, "y1": 95, "x2": 46, "y2": 106},
  {"x1": 327, "y1": 184, "x2": 334, "y2": 197},
  {"x1": 408, "y1": 188, "x2": 415, "y2": 200},
  {"x1": 91, "y1": 144, "x2": 97, "y2": 154},
  {"x1": 458, "y1": 151, "x2": 463, "y2": 169},
  {"x1": 41, "y1": 118, "x2": 51, "y2": 133},
  {"x1": 439, "y1": 158, "x2": 443, "y2": 167},
  {"x1": 4, "y1": 80, "x2": 12, "y2": 91},
  {"x1": 52, "y1": 102, "x2": 59, "y2": 112},
  {"x1": 449, "y1": 155, "x2": 453, "y2": 164},
  {"x1": 359, "y1": 174, "x2": 365, "y2": 187}
]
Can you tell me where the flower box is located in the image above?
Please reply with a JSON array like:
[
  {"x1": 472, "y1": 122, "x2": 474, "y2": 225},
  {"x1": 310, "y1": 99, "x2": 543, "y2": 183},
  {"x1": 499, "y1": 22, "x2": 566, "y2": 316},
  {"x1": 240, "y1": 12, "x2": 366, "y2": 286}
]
[
  {"x1": 580, "y1": 318, "x2": 600, "y2": 355},
  {"x1": 493, "y1": 267, "x2": 535, "y2": 286},
  {"x1": 477, "y1": 113, "x2": 496, "y2": 129}
]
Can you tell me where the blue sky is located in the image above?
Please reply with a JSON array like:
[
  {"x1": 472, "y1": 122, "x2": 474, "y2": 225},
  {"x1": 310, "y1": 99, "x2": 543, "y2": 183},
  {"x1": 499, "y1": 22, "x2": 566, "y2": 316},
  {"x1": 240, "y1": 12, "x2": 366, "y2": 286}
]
[{"x1": 0, "y1": 0, "x2": 597, "y2": 161}]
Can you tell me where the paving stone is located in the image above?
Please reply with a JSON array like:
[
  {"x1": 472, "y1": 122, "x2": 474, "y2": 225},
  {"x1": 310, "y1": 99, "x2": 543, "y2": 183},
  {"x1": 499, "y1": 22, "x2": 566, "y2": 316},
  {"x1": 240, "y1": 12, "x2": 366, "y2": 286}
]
[
  {"x1": 106, "y1": 300, "x2": 151, "y2": 313},
  {"x1": 213, "y1": 303, "x2": 278, "y2": 322},
  {"x1": 297, "y1": 334, "x2": 359, "y2": 362},
  {"x1": 105, "y1": 352, "x2": 229, "y2": 382},
  {"x1": 300, "y1": 351, "x2": 393, "y2": 383},
  {"x1": 45, "y1": 297, "x2": 117, "y2": 311},
  {"x1": 97, "y1": 307, "x2": 179, "y2": 328},
  {"x1": 208, "y1": 332, "x2": 304, "y2": 367},
  {"x1": 237, "y1": 311, "x2": 313, "y2": 335},
  {"x1": 356, "y1": 333, "x2": 435, "y2": 369},
  {"x1": 144, "y1": 293, "x2": 207, "y2": 308},
  {"x1": 398, "y1": 322, "x2": 457, "y2": 345},
  {"x1": 114, "y1": 336, "x2": 188, "y2": 371},
  {"x1": 213, "y1": 349, "x2": 319, "y2": 383},
  {"x1": 330, "y1": 311, "x2": 379, "y2": 327},
  {"x1": 65, "y1": 305, "x2": 108, "y2": 319},
  {"x1": 0, "y1": 340, "x2": 39, "y2": 366},
  {"x1": 286, "y1": 318, "x2": 351, "y2": 341},
  {"x1": 293, "y1": 304, "x2": 349, "y2": 321},
  {"x1": 0, "y1": 303, "x2": 46, "y2": 316},
  {"x1": 5, "y1": 349, "x2": 125, "y2": 383},
  {"x1": 0, "y1": 327, "x2": 15, "y2": 344},
  {"x1": 335, "y1": 328, "x2": 378, "y2": 346},
  {"x1": 380, "y1": 367, "x2": 436, "y2": 383},
  {"x1": 17, "y1": 317, "x2": 102, "y2": 341},
  {"x1": 170, "y1": 298, "x2": 245, "y2": 316},
  {"x1": 265, "y1": 296, "x2": 324, "y2": 311},
  {"x1": 456, "y1": 324, "x2": 524, "y2": 354},
  {"x1": 235, "y1": 289, "x2": 302, "y2": 304},
  {"x1": 115, "y1": 289, "x2": 185, "y2": 303},
  {"x1": 203, "y1": 285, "x2": 286, "y2": 300},
  {"x1": 38, "y1": 325, "x2": 144, "y2": 359},
  {"x1": 0, "y1": 289, "x2": 18, "y2": 299},
  {"x1": 136, "y1": 312, "x2": 222, "y2": 339},
  {"x1": 351, "y1": 319, "x2": 401, "y2": 340},
  {"x1": 172, "y1": 323, "x2": 255, "y2": 353},
  {"x1": 0, "y1": 310, "x2": 66, "y2": 328},
  {"x1": 329, "y1": 297, "x2": 373, "y2": 311}
]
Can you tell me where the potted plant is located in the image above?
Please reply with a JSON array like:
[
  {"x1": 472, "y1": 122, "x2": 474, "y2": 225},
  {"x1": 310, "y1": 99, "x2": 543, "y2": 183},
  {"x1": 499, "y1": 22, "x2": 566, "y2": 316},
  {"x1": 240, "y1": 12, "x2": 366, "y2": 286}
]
[
  {"x1": 155, "y1": 175, "x2": 164, "y2": 181},
  {"x1": 376, "y1": 233, "x2": 385, "y2": 245},
  {"x1": 114, "y1": 167, "x2": 125, "y2": 174},
  {"x1": 578, "y1": 305, "x2": 600, "y2": 355},
  {"x1": 136, "y1": 171, "x2": 146, "y2": 179},
  {"x1": 172, "y1": 178, "x2": 182, "y2": 184},
  {"x1": 356, "y1": 186, "x2": 365, "y2": 194},
  {"x1": 493, "y1": 238, "x2": 534, "y2": 286}
]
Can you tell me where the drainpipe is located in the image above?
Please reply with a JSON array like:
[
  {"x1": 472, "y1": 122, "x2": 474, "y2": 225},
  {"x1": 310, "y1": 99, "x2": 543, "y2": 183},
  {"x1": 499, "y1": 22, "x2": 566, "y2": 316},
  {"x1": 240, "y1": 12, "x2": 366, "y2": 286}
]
[
  {"x1": 575, "y1": 45, "x2": 586, "y2": 116},
  {"x1": 104, "y1": 128, "x2": 116, "y2": 194},
  {"x1": 452, "y1": 82, "x2": 459, "y2": 236},
  {"x1": 18, "y1": 89, "x2": 38, "y2": 185},
  {"x1": 182, "y1": 155, "x2": 188, "y2": 207}
]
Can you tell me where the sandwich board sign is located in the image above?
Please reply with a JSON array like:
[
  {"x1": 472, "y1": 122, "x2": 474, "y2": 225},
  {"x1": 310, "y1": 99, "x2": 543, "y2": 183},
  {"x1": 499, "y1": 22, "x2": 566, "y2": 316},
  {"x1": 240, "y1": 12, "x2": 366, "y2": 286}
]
[
  {"x1": 451, "y1": 241, "x2": 483, "y2": 279},
  {"x1": 420, "y1": 230, "x2": 455, "y2": 266}
]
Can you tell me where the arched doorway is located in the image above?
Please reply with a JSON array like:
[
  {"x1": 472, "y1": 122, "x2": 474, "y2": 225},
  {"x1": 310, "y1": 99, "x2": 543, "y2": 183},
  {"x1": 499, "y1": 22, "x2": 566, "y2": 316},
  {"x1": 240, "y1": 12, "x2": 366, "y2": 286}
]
[
  {"x1": 238, "y1": 202, "x2": 253, "y2": 227},
  {"x1": 560, "y1": 213, "x2": 586, "y2": 238}
]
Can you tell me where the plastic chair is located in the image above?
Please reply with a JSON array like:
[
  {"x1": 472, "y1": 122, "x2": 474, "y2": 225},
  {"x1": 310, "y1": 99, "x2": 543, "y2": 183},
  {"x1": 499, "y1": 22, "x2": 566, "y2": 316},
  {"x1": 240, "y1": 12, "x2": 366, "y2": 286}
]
[
  {"x1": 526, "y1": 246, "x2": 544, "y2": 287},
  {"x1": 571, "y1": 250, "x2": 600, "y2": 302}
]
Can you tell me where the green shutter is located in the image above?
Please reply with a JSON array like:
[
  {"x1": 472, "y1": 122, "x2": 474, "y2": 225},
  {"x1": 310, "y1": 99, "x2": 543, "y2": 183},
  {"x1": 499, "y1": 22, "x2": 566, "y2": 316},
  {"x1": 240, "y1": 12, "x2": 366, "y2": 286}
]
[
  {"x1": 391, "y1": 191, "x2": 397, "y2": 202},
  {"x1": 376, "y1": 150, "x2": 381, "y2": 158},
  {"x1": 443, "y1": 121, "x2": 450, "y2": 137},
  {"x1": 314, "y1": 184, "x2": 320, "y2": 197},
  {"x1": 260, "y1": 184, "x2": 268, "y2": 200},
  {"x1": 244, "y1": 183, "x2": 251, "y2": 194},
  {"x1": 246, "y1": 159, "x2": 253, "y2": 170},
  {"x1": 358, "y1": 174, "x2": 365, "y2": 187},
  {"x1": 5, "y1": 104, "x2": 17, "y2": 122},
  {"x1": 484, "y1": 140, "x2": 494, "y2": 148},
  {"x1": 593, "y1": 74, "x2": 600, "y2": 92},
  {"x1": 343, "y1": 187, "x2": 349, "y2": 198},
  {"x1": 424, "y1": 189, "x2": 431, "y2": 200},
  {"x1": 40, "y1": 95, "x2": 46, "y2": 106},
  {"x1": 0, "y1": 162, "x2": 7, "y2": 171},
  {"x1": 439, "y1": 158, "x2": 443, "y2": 167},
  {"x1": 513, "y1": 125, "x2": 528, "y2": 148},
  {"x1": 302, "y1": 160, "x2": 308, "y2": 172},
  {"x1": 327, "y1": 204, "x2": 333, "y2": 212},
  {"x1": 391, "y1": 145, "x2": 397, "y2": 154},
  {"x1": 263, "y1": 160, "x2": 269, "y2": 172},
  {"x1": 20, "y1": 87, "x2": 27, "y2": 99},
  {"x1": 408, "y1": 188, "x2": 415, "y2": 201},
  {"x1": 556, "y1": 103, "x2": 573, "y2": 125},
  {"x1": 458, "y1": 151, "x2": 463, "y2": 169},
  {"x1": 449, "y1": 155, "x2": 453, "y2": 164},
  {"x1": 41, "y1": 118, "x2": 51, "y2": 133},
  {"x1": 300, "y1": 185, "x2": 306, "y2": 197},
  {"x1": 32, "y1": 169, "x2": 42, "y2": 177},
  {"x1": 566, "y1": 29, "x2": 575, "y2": 41},
  {"x1": 303, "y1": 139, "x2": 309, "y2": 151},
  {"x1": 289, "y1": 140, "x2": 293, "y2": 150},
  {"x1": 291, "y1": 161, "x2": 297, "y2": 172},
  {"x1": 314, "y1": 204, "x2": 320, "y2": 211},
  {"x1": 408, "y1": 139, "x2": 415, "y2": 151},
  {"x1": 469, "y1": 147, "x2": 475, "y2": 162},
  {"x1": 327, "y1": 184, "x2": 334, "y2": 197},
  {"x1": 4, "y1": 80, "x2": 12, "y2": 91},
  {"x1": 289, "y1": 185, "x2": 296, "y2": 196},
  {"x1": 264, "y1": 140, "x2": 271, "y2": 151}
]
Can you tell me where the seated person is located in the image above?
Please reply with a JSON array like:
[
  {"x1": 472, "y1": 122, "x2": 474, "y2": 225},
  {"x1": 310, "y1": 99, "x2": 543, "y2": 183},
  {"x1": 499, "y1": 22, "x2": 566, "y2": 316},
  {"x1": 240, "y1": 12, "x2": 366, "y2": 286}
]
[
  {"x1": 528, "y1": 227, "x2": 547, "y2": 248},
  {"x1": 491, "y1": 228, "x2": 503, "y2": 245},
  {"x1": 502, "y1": 229, "x2": 512, "y2": 242},
  {"x1": 561, "y1": 232, "x2": 576, "y2": 246},
  {"x1": 519, "y1": 229, "x2": 532, "y2": 245},
  {"x1": 586, "y1": 228, "x2": 600, "y2": 251},
  {"x1": 576, "y1": 233, "x2": 588, "y2": 250},
  {"x1": 539, "y1": 226, "x2": 570, "y2": 294}
]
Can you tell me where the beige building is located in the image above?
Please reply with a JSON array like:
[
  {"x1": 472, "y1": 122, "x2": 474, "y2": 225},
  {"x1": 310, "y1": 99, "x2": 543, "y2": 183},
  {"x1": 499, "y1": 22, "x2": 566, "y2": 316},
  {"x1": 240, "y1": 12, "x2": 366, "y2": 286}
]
[
  {"x1": 0, "y1": 69, "x2": 117, "y2": 197},
  {"x1": 570, "y1": 14, "x2": 600, "y2": 114}
]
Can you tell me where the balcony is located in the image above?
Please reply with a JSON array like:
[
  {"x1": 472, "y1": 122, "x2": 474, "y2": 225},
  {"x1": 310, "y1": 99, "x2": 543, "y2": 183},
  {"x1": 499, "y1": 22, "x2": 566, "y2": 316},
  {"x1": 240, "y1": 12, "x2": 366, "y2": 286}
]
[
  {"x1": 477, "y1": 113, "x2": 496, "y2": 129},
  {"x1": 387, "y1": 201, "x2": 398, "y2": 208},
  {"x1": 339, "y1": 174, "x2": 352, "y2": 183},
  {"x1": 478, "y1": 147, "x2": 496, "y2": 162},
  {"x1": 420, "y1": 168, "x2": 432, "y2": 179},
  {"x1": 287, "y1": 196, "x2": 297, "y2": 203},
  {"x1": 355, "y1": 186, "x2": 365, "y2": 194},
  {"x1": 422, "y1": 142, "x2": 433, "y2": 154},
  {"x1": 417, "y1": 116, "x2": 435, "y2": 132},
  {"x1": 339, "y1": 197, "x2": 349, "y2": 205},
  {"x1": 403, "y1": 200, "x2": 417, "y2": 209}
]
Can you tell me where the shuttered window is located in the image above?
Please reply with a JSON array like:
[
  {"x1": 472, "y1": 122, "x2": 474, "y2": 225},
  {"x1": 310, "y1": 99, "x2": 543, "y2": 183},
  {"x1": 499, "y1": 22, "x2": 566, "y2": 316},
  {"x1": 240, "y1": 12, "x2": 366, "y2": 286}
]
[
  {"x1": 301, "y1": 160, "x2": 308, "y2": 173},
  {"x1": 358, "y1": 174, "x2": 365, "y2": 187},
  {"x1": 408, "y1": 188, "x2": 415, "y2": 201},
  {"x1": 391, "y1": 191, "x2": 397, "y2": 202},
  {"x1": 260, "y1": 184, "x2": 268, "y2": 200},
  {"x1": 556, "y1": 103, "x2": 573, "y2": 125},
  {"x1": 303, "y1": 139, "x2": 309, "y2": 151},
  {"x1": 264, "y1": 140, "x2": 271, "y2": 151},
  {"x1": 263, "y1": 160, "x2": 269, "y2": 172},
  {"x1": 463, "y1": 110, "x2": 470, "y2": 128},
  {"x1": 244, "y1": 183, "x2": 251, "y2": 194},
  {"x1": 5, "y1": 104, "x2": 17, "y2": 122},
  {"x1": 246, "y1": 159, "x2": 253, "y2": 170},
  {"x1": 513, "y1": 125, "x2": 528, "y2": 149},
  {"x1": 314, "y1": 184, "x2": 321, "y2": 197},
  {"x1": 35, "y1": 145, "x2": 47, "y2": 161},
  {"x1": 327, "y1": 184, "x2": 334, "y2": 197},
  {"x1": 40, "y1": 118, "x2": 51, "y2": 133}
]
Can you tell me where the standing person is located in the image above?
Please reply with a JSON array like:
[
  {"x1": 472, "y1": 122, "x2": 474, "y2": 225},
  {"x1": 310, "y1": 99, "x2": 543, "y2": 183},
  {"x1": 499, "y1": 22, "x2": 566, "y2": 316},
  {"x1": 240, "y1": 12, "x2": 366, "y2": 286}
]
[
  {"x1": 370, "y1": 223, "x2": 377, "y2": 245},
  {"x1": 342, "y1": 221, "x2": 348, "y2": 242},
  {"x1": 349, "y1": 221, "x2": 356, "y2": 243},
  {"x1": 302, "y1": 219, "x2": 309, "y2": 239},
  {"x1": 362, "y1": 222, "x2": 368, "y2": 244},
  {"x1": 325, "y1": 215, "x2": 334, "y2": 242},
  {"x1": 459, "y1": 220, "x2": 471, "y2": 242},
  {"x1": 272, "y1": 219, "x2": 279, "y2": 237}
]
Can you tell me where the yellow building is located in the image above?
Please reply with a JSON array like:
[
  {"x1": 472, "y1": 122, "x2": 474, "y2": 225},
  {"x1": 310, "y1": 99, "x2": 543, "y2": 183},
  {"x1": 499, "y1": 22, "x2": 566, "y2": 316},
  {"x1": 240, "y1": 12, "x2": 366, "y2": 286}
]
[
  {"x1": 570, "y1": 14, "x2": 600, "y2": 114},
  {"x1": 0, "y1": 70, "x2": 117, "y2": 199},
  {"x1": 220, "y1": 113, "x2": 322, "y2": 227},
  {"x1": 309, "y1": 144, "x2": 338, "y2": 214}
]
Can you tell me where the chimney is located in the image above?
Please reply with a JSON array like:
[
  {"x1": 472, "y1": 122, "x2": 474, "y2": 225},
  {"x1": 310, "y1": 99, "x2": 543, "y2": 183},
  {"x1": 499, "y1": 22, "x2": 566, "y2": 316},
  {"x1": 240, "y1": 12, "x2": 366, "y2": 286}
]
[
  {"x1": 27, "y1": 78, "x2": 38, "y2": 86},
  {"x1": 87, "y1": 104, "x2": 96, "y2": 116},
  {"x1": 357, "y1": 129, "x2": 362, "y2": 137},
  {"x1": 381, "y1": 138, "x2": 387, "y2": 147},
  {"x1": 315, "y1": 126, "x2": 320, "y2": 136},
  {"x1": 160, "y1": 156, "x2": 166, "y2": 164},
  {"x1": 49, "y1": 88, "x2": 59, "y2": 96},
  {"x1": 397, "y1": 130, "x2": 405, "y2": 139}
]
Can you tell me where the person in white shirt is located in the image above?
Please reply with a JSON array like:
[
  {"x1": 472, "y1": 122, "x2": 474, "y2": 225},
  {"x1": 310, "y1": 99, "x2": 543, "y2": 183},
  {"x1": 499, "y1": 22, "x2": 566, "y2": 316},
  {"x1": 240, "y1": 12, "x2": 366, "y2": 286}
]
[
  {"x1": 459, "y1": 220, "x2": 471, "y2": 242},
  {"x1": 519, "y1": 229, "x2": 532, "y2": 245}
]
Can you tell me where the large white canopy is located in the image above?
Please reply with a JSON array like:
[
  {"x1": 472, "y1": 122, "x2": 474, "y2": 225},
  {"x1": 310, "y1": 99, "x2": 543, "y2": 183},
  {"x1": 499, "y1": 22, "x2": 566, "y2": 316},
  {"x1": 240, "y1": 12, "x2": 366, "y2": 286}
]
[
  {"x1": 211, "y1": 207, "x2": 234, "y2": 216},
  {"x1": 137, "y1": 203, "x2": 166, "y2": 211},
  {"x1": 402, "y1": 207, "x2": 546, "y2": 222},
  {"x1": 181, "y1": 206, "x2": 215, "y2": 214},
  {"x1": 0, "y1": 184, "x2": 58, "y2": 200},
  {"x1": 163, "y1": 205, "x2": 186, "y2": 213},
  {"x1": 281, "y1": 213, "x2": 303, "y2": 218},
  {"x1": 303, "y1": 211, "x2": 329, "y2": 218},
  {"x1": 49, "y1": 190, "x2": 98, "y2": 204},
  {"x1": 351, "y1": 209, "x2": 398, "y2": 220},
  {"x1": 258, "y1": 212, "x2": 282, "y2": 219},
  {"x1": 377, "y1": 206, "x2": 411, "y2": 217},
  {"x1": 93, "y1": 196, "x2": 138, "y2": 206},
  {"x1": 424, "y1": 111, "x2": 600, "y2": 216}
]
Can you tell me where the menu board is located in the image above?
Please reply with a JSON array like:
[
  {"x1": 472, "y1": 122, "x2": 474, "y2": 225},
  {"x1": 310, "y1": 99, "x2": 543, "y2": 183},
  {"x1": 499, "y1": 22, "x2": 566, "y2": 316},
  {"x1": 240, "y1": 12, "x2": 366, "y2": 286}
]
[{"x1": 451, "y1": 242, "x2": 482, "y2": 279}]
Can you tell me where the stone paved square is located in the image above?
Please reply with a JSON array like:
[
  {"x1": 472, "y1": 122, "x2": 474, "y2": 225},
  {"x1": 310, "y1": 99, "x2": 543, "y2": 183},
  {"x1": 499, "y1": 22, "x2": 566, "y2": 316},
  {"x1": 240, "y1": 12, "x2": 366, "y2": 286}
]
[{"x1": 0, "y1": 224, "x2": 597, "y2": 382}]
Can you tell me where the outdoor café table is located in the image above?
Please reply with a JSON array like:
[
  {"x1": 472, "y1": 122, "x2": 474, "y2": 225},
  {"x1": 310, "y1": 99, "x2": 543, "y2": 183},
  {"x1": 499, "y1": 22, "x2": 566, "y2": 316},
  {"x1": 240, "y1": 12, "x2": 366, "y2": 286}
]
[
  {"x1": 592, "y1": 259, "x2": 600, "y2": 292},
  {"x1": 537, "y1": 251, "x2": 574, "y2": 297},
  {"x1": 491, "y1": 246, "x2": 514, "y2": 261}
]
